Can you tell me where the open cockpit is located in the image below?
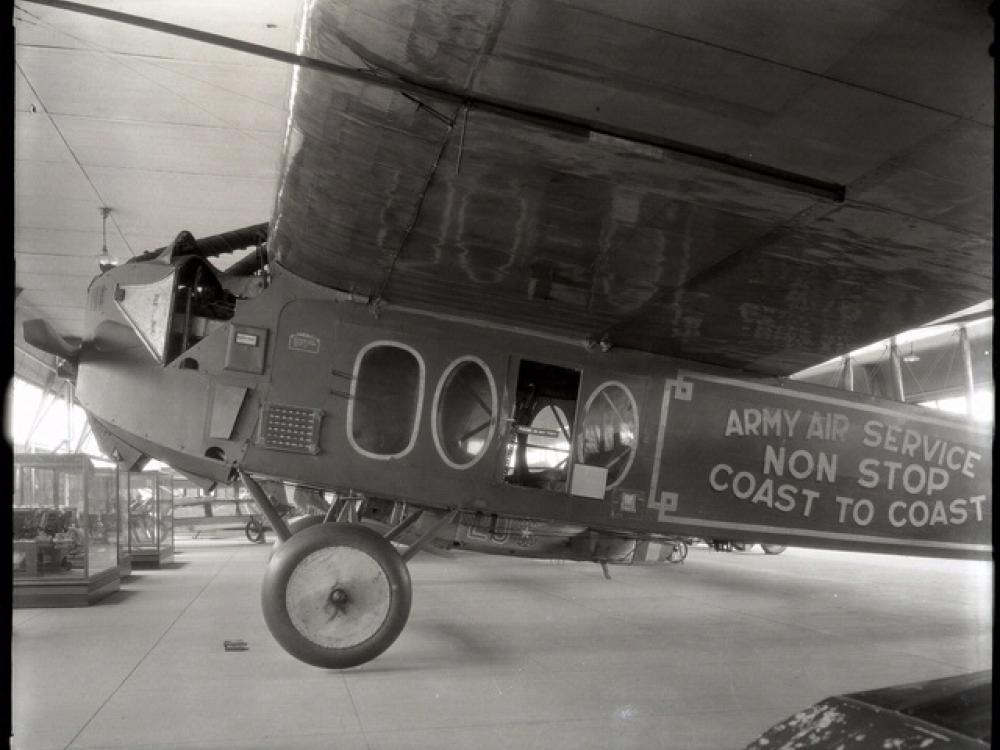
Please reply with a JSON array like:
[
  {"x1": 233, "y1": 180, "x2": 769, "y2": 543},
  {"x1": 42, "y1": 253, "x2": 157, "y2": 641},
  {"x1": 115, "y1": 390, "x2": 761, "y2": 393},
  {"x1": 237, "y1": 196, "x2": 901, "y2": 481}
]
[{"x1": 108, "y1": 225, "x2": 268, "y2": 367}]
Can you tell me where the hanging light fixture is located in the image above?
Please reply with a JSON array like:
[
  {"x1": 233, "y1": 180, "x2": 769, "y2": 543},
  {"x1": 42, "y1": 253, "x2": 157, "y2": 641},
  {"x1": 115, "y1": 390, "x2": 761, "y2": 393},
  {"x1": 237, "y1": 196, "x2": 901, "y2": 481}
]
[{"x1": 96, "y1": 206, "x2": 118, "y2": 271}]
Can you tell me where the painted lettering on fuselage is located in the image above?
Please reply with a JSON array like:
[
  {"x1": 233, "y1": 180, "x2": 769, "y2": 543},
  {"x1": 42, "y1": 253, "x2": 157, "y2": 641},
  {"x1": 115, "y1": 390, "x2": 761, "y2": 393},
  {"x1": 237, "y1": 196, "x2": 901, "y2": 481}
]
[
  {"x1": 461, "y1": 515, "x2": 545, "y2": 549},
  {"x1": 659, "y1": 373, "x2": 991, "y2": 547}
]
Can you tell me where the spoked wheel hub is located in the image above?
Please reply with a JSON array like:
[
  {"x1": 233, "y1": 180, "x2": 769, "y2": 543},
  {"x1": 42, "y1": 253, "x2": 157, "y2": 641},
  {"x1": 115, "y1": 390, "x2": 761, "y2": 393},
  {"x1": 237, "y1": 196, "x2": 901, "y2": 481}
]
[{"x1": 262, "y1": 522, "x2": 411, "y2": 668}]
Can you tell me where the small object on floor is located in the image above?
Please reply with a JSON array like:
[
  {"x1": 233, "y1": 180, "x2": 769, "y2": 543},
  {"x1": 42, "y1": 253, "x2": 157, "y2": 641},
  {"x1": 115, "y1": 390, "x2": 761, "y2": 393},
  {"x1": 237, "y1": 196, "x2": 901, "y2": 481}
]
[{"x1": 223, "y1": 639, "x2": 249, "y2": 652}]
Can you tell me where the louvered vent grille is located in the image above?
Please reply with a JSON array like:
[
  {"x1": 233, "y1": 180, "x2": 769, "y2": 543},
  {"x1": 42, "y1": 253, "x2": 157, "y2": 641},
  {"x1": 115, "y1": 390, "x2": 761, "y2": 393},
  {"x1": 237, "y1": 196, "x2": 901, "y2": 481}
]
[{"x1": 257, "y1": 404, "x2": 323, "y2": 454}]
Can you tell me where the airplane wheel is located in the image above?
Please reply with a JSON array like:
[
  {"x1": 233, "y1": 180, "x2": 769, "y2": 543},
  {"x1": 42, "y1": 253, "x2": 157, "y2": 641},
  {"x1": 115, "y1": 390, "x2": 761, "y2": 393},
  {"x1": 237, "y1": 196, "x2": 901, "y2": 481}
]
[
  {"x1": 245, "y1": 518, "x2": 266, "y2": 544},
  {"x1": 761, "y1": 544, "x2": 786, "y2": 555},
  {"x1": 269, "y1": 515, "x2": 323, "y2": 559},
  {"x1": 261, "y1": 522, "x2": 411, "y2": 669},
  {"x1": 732, "y1": 542, "x2": 747, "y2": 552}
]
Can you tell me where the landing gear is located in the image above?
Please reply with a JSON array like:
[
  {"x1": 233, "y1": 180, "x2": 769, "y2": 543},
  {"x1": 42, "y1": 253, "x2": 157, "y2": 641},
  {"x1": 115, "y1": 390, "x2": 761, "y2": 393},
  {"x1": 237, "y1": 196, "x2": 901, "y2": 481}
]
[
  {"x1": 239, "y1": 469, "x2": 444, "y2": 669},
  {"x1": 249, "y1": 514, "x2": 322, "y2": 548},
  {"x1": 269, "y1": 515, "x2": 323, "y2": 559},
  {"x1": 261, "y1": 523, "x2": 412, "y2": 669},
  {"x1": 245, "y1": 517, "x2": 266, "y2": 544},
  {"x1": 761, "y1": 544, "x2": 787, "y2": 555}
]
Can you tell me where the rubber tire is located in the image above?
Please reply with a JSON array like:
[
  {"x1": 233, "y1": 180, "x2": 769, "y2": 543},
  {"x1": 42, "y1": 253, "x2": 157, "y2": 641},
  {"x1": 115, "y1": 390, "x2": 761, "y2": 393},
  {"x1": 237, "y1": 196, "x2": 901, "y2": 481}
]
[
  {"x1": 732, "y1": 542, "x2": 747, "y2": 552},
  {"x1": 245, "y1": 518, "x2": 266, "y2": 544},
  {"x1": 261, "y1": 523, "x2": 411, "y2": 669},
  {"x1": 761, "y1": 544, "x2": 787, "y2": 555},
  {"x1": 269, "y1": 515, "x2": 324, "y2": 560}
]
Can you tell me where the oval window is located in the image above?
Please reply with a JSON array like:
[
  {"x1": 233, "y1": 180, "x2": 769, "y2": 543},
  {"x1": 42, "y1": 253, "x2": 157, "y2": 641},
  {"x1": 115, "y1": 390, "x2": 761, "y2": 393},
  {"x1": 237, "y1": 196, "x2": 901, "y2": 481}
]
[
  {"x1": 349, "y1": 343, "x2": 424, "y2": 458},
  {"x1": 576, "y1": 382, "x2": 638, "y2": 487},
  {"x1": 433, "y1": 358, "x2": 497, "y2": 469}
]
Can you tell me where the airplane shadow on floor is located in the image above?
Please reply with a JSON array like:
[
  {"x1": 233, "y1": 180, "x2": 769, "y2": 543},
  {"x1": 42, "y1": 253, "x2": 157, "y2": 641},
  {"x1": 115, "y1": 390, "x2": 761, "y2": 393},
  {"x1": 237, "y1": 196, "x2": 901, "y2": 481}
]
[
  {"x1": 350, "y1": 620, "x2": 513, "y2": 673},
  {"x1": 412, "y1": 560, "x2": 989, "y2": 649}
]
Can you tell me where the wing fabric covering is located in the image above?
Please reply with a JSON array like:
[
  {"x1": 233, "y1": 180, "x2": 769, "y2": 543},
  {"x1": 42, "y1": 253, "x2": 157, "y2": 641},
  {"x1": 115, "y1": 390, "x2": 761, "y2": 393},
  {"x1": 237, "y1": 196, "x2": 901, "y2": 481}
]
[{"x1": 270, "y1": 0, "x2": 992, "y2": 374}]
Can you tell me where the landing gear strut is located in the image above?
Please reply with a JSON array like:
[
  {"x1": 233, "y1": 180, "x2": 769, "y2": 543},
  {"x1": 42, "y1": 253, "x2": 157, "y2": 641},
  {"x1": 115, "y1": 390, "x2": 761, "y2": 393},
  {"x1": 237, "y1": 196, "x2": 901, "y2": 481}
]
[
  {"x1": 269, "y1": 515, "x2": 323, "y2": 559},
  {"x1": 240, "y1": 468, "x2": 452, "y2": 669}
]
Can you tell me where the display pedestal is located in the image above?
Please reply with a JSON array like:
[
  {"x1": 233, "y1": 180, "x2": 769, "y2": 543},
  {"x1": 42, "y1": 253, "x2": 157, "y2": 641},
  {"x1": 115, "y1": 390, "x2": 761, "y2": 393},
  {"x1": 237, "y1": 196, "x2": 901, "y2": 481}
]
[
  {"x1": 118, "y1": 553, "x2": 133, "y2": 577},
  {"x1": 13, "y1": 567, "x2": 120, "y2": 608},
  {"x1": 13, "y1": 541, "x2": 41, "y2": 577},
  {"x1": 131, "y1": 548, "x2": 174, "y2": 568}
]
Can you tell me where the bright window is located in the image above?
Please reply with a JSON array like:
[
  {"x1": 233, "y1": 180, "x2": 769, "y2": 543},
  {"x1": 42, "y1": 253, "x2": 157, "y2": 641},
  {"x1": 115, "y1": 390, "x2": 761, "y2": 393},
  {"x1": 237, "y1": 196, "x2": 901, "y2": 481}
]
[
  {"x1": 5, "y1": 376, "x2": 103, "y2": 455},
  {"x1": 576, "y1": 382, "x2": 638, "y2": 487},
  {"x1": 524, "y1": 405, "x2": 572, "y2": 470},
  {"x1": 920, "y1": 388, "x2": 994, "y2": 424}
]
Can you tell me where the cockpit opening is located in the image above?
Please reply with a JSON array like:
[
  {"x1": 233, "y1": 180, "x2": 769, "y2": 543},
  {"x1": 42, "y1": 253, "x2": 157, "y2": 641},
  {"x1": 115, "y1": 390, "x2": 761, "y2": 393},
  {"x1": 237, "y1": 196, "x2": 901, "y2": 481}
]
[
  {"x1": 111, "y1": 225, "x2": 268, "y2": 366},
  {"x1": 166, "y1": 258, "x2": 235, "y2": 362},
  {"x1": 112, "y1": 256, "x2": 237, "y2": 365}
]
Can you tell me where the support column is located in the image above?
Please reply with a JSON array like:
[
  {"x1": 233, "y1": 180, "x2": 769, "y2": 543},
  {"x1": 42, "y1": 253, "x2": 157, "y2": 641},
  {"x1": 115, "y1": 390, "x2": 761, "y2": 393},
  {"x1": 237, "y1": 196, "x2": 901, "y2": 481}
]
[
  {"x1": 239, "y1": 469, "x2": 292, "y2": 541},
  {"x1": 65, "y1": 381, "x2": 74, "y2": 453},
  {"x1": 958, "y1": 326, "x2": 976, "y2": 413},
  {"x1": 889, "y1": 337, "x2": 905, "y2": 402},
  {"x1": 840, "y1": 355, "x2": 855, "y2": 392}
]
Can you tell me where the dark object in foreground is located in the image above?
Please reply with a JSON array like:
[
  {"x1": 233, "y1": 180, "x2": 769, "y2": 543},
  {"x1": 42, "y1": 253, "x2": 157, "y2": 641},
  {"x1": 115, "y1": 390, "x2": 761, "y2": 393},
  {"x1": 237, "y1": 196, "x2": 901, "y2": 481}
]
[{"x1": 746, "y1": 670, "x2": 991, "y2": 749}]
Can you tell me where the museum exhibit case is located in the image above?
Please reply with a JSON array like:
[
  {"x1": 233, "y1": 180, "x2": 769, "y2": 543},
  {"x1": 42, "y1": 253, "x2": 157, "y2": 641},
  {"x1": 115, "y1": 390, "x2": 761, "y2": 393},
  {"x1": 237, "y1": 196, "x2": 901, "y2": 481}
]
[
  {"x1": 114, "y1": 468, "x2": 132, "y2": 576},
  {"x1": 12, "y1": 453, "x2": 121, "y2": 606},
  {"x1": 124, "y1": 469, "x2": 175, "y2": 566}
]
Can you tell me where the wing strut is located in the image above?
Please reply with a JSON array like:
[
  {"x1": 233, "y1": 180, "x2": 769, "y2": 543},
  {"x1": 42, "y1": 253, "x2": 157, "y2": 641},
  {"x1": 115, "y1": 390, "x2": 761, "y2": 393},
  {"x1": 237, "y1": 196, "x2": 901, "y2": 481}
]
[
  {"x1": 400, "y1": 509, "x2": 459, "y2": 563},
  {"x1": 385, "y1": 509, "x2": 426, "y2": 543}
]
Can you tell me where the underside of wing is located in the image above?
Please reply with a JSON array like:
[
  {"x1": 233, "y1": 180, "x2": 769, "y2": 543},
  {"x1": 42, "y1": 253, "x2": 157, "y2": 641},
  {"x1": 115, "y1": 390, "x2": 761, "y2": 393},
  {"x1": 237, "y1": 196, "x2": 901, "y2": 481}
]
[{"x1": 270, "y1": 0, "x2": 992, "y2": 375}]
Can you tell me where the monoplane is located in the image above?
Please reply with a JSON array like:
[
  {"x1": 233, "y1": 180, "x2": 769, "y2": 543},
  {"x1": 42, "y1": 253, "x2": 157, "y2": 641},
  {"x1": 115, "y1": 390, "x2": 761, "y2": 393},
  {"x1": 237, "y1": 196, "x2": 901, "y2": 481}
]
[{"x1": 21, "y1": 0, "x2": 993, "y2": 669}]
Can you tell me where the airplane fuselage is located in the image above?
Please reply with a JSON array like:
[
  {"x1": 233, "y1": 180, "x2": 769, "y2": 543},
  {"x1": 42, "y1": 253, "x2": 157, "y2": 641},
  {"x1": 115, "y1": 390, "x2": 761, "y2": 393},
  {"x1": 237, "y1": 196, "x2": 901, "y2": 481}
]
[{"x1": 77, "y1": 260, "x2": 992, "y2": 561}]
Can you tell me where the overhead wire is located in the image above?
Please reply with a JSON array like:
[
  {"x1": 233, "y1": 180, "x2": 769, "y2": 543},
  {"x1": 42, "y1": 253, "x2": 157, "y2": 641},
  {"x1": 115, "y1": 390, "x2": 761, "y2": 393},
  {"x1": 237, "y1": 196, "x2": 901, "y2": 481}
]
[
  {"x1": 13, "y1": 57, "x2": 136, "y2": 257},
  {"x1": 14, "y1": 4, "x2": 282, "y2": 150}
]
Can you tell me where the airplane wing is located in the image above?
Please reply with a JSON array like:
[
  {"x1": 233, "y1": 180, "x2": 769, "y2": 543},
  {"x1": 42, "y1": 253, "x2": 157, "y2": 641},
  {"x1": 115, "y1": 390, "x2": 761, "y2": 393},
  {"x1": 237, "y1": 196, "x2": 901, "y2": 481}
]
[{"x1": 269, "y1": 0, "x2": 992, "y2": 375}]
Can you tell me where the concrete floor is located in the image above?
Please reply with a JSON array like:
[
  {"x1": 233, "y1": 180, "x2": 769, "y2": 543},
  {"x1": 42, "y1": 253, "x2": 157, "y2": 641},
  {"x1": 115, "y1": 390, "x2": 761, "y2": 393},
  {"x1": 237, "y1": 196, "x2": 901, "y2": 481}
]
[{"x1": 11, "y1": 537, "x2": 992, "y2": 750}]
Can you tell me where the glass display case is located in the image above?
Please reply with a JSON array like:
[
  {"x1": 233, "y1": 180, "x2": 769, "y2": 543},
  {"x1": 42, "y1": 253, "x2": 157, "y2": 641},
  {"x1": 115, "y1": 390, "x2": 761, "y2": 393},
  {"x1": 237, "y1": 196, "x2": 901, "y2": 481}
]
[
  {"x1": 124, "y1": 470, "x2": 174, "y2": 566},
  {"x1": 113, "y1": 467, "x2": 132, "y2": 576},
  {"x1": 12, "y1": 453, "x2": 121, "y2": 606}
]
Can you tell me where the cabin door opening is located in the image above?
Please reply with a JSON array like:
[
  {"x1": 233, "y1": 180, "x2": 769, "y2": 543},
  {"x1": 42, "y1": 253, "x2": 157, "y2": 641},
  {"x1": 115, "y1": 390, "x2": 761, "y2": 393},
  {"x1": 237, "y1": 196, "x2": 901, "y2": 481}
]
[{"x1": 504, "y1": 360, "x2": 581, "y2": 492}]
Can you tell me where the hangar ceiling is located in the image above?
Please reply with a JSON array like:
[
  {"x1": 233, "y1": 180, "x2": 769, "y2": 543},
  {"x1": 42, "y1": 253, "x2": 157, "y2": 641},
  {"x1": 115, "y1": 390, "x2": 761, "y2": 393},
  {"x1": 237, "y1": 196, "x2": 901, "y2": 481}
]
[{"x1": 13, "y1": 0, "x2": 301, "y2": 339}]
